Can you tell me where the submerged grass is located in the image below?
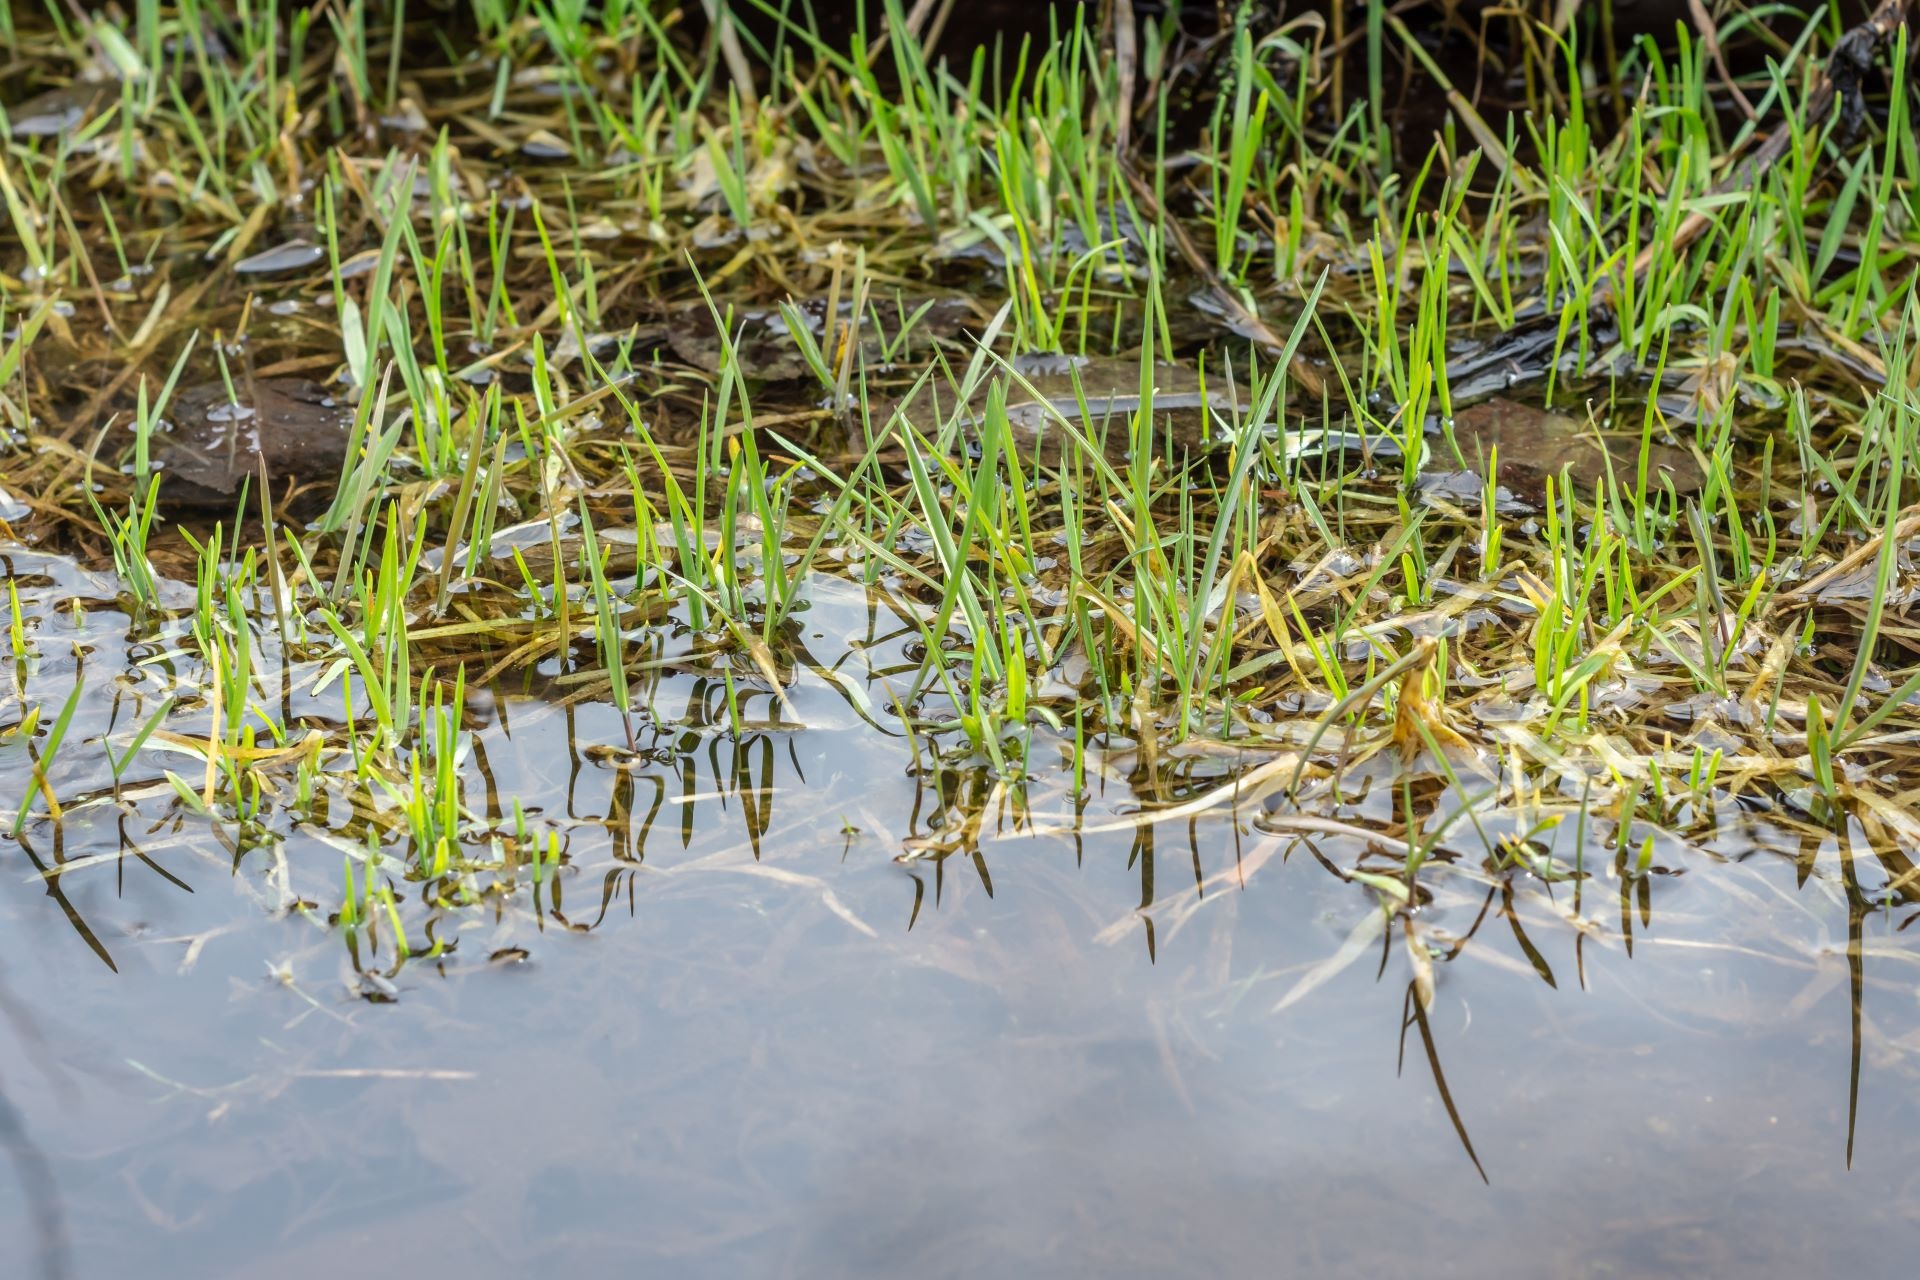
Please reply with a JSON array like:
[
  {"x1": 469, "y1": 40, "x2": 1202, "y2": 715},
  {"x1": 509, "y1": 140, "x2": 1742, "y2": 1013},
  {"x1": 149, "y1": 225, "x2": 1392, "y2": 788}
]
[{"x1": 1, "y1": 0, "x2": 1919, "y2": 1004}]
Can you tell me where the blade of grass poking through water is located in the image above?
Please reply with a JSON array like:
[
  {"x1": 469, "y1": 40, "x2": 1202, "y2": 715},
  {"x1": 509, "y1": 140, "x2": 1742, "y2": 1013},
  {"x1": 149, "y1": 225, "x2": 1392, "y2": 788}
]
[
  {"x1": 78, "y1": 333, "x2": 199, "y2": 619},
  {"x1": 1284, "y1": 639, "x2": 1440, "y2": 800},
  {"x1": 577, "y1": 495, "x2": 634, "y2": 749},
  {"x1": 0, "y1": 300, "x2": 50, "y2": 432},
  {"x1": 1833, "y1": 384, "x2": 1913, "y2": 749},
  {"x1": 1212, "y1": 22, "x2": 1269, "y2": 283},
  {"x1": 1174, "y1": 271, "x2": 1327, "y2": 732},
  {"x1": 11, "y1": 674, "x2": 85, "y2": 835},
  {"x1": 102, "y1": 696, "x2": 175, "y2": 799},
  {"x1": 1808, "y1": 693, "x2": 1840, "y2": 811}
]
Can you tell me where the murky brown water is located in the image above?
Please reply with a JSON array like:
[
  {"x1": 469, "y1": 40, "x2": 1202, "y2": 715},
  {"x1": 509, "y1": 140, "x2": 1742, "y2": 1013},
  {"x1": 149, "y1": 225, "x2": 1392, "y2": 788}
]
[{"x1": 4, "y1": 547, "x2": 1919, "y2": 1280}]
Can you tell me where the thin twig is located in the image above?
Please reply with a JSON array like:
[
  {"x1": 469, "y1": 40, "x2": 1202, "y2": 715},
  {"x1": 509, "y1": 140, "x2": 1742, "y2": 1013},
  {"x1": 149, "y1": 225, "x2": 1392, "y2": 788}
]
[{"x1": 1687, "y1": 0, "x2": 1759, "y2": 120}]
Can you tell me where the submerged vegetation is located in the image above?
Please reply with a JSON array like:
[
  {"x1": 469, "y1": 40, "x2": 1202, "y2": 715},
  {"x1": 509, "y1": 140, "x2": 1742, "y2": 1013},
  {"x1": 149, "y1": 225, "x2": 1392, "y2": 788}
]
[{"x1": 5, "y1": 0, "x2": 1920, "y2": 1212}]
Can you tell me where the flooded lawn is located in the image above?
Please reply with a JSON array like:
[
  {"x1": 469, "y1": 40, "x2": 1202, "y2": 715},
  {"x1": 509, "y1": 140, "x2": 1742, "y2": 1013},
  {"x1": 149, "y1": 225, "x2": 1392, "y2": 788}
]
[{"x1": 6, "y1": 2, "x2": 1920, "y2": 1277}]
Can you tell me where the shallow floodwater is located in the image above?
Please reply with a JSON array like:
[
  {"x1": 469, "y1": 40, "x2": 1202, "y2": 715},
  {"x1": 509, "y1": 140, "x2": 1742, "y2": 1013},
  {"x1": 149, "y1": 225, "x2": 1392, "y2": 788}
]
[{"x1": 4, "y1": 551, "x2": 1920, "y2": 1280}]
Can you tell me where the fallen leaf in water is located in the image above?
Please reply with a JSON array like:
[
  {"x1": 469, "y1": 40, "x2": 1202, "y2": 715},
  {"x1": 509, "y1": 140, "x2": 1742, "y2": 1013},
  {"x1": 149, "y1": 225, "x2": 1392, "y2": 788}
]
[
  {"x1": 3, "y1": 81, "x2": 112, "y2": 138},
  {"x1": 234, "y1": 239, "x2": 326, "y2": 275},
  {"x1": 668, "y1": 309, "x2": 811, "y2": 382},
  {"x1": 1405, "y1": 916, "x2": 1436, "y2": 1011},
  {"x1": 381, "y1": 99, "x2": 429, "y2": 133},
  {"x1": 521, "y1": 129, "x2": 572, "y2": 160},
  {"x1": 153, "y1": 378, "x2": 353, "y2": 505},
  {"x1": 1430, "y1": 397, "x2": 1704, "y2": 507}
]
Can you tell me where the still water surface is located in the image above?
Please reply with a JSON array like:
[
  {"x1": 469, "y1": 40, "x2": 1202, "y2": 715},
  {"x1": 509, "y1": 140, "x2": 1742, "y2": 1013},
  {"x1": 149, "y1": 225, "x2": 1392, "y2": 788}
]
[{"x1": 3, "y1": 553, "x2": 1919, "y2": 1279}]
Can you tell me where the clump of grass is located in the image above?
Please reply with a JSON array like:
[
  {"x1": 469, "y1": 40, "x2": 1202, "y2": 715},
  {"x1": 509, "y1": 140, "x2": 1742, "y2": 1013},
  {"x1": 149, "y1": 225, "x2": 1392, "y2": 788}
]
[{"x1": 0, "y1": 0, "x2": 1918, "y2": 1002}]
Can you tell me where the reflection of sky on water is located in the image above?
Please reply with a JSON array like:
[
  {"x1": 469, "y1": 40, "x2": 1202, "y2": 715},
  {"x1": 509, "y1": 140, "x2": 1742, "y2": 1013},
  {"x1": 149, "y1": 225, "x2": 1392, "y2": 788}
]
[{"x1": 2, "y1": 557, "x2": 1919, "y2": 1279}]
